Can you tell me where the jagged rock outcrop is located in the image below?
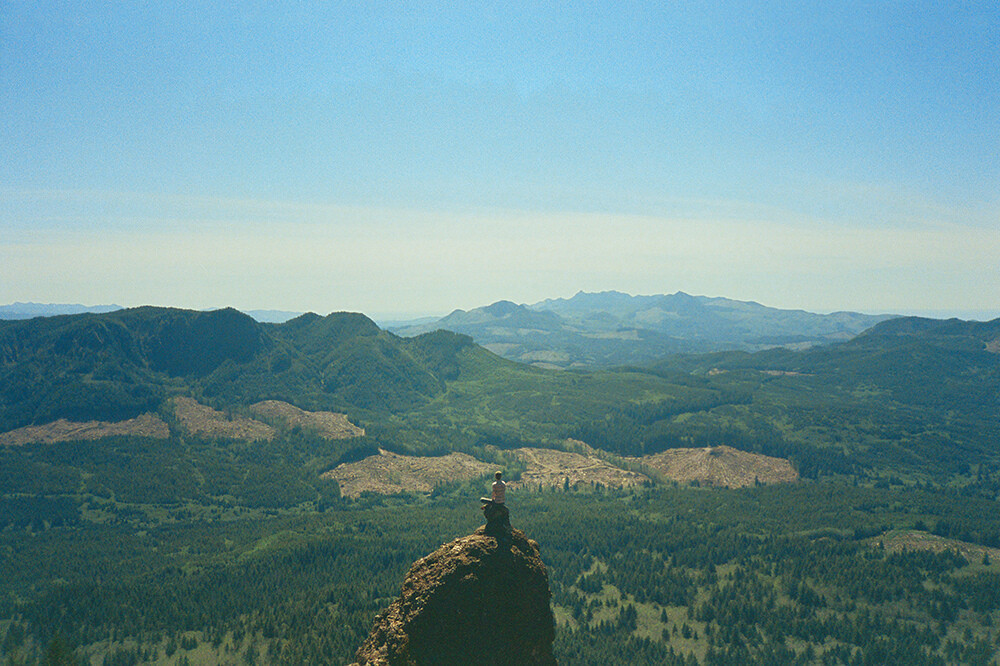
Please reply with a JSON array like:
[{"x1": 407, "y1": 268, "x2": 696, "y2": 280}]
[{"x1": 352, "y1": 527, "x2": 556, "y2": 665}]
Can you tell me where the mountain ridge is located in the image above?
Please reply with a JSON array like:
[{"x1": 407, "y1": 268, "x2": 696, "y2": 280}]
[
  {"x1": 3, "y1": 304, "x2": 1000, "y2": 664},
  {"x1": 0, "y1": 306, "x2": 498, "y2": 432},
  {"x1": 2, "y1": 304, "x2": 998, "y2": 482},
  {"x1": 391, "y1": 290, "x2": 897, "y2": 367}
]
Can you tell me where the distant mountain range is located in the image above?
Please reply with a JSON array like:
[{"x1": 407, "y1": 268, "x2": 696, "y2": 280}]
[
  {"x1": 1, "y1": 304, "x2": 998, "y2": 478},
  {"x1": 0, "y1": 302, "x2": 123, "y2": 320},
  {"x1": 390, "y1": 291, "x2": 898, "y2": 368},
  {"x1": 2, "y1": 304, "x2": 999, "y2": 666},
  {"x1": 0, "y1": 302, "x2": 301, "y2": 324},
  {"x1": 0, "y1": 293, "x2": 932, "y2": 370}
]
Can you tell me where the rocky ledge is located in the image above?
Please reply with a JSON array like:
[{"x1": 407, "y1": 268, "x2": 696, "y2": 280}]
[{"x1": 352, "y1": 526, "x2": 556, "y2": 665}]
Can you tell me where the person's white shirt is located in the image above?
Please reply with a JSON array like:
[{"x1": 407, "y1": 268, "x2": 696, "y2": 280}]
[{"x1": 491, "y1": 479, "x2": 506, "y2": 504}]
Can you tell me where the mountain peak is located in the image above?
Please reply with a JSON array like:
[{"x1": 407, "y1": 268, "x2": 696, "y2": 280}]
[
  {"x1": 482, "y1": 300, "x2": 523, "y2": 317},
  {"x1": 352, "y1": 527, "x2": 556, "y2": 665}
]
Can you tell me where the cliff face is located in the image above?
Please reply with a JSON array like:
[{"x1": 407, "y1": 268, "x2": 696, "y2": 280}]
[{"x1": 353, "y1": 527, "x2": 557, "y2": 665}]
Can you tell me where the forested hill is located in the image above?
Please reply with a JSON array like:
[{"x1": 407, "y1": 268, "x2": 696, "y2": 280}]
[
  {"x1": 605, "y1": 315, "x2": 1000, "y2": 479},
  {"x1": 0, "y1": 307, "x2": 489, "y2": 432},
  {"x1": 650, "y1": 316, "x2": 1000, "y2": 419},
  {"x1": 6, "y1": 310, "x2": 1000, "y2": 663},
  {"x1": 3, "y1": 307, "x2": 1000, "y2": 481}
]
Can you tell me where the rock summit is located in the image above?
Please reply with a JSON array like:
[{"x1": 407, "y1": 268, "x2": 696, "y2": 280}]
[{"x1": 352, "y1": 527, "x2": 556, "y2": 665}]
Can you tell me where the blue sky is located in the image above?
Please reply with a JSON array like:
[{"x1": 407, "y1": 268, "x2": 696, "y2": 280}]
[{"x1": 2, "y1": 2, "x2": 997, "y2": 319}]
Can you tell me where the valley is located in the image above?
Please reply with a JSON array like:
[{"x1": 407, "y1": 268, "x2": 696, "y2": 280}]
[
  {"x1": 1, "y1": 305, "x2": 999, "y2": 664},
  {"x1": 6, "y1": 1, "x2": 994, "y2": 662}
]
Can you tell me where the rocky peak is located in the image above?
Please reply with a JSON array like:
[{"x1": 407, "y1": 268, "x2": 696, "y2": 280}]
[{"x1": 352, "y1": 527, "x2": 556, "y2": 665}]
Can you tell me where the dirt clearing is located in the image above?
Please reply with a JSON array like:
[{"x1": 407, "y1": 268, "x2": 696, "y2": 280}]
[
  {"x1": 631, "y1": 445, "x2": 798, "y2": 488},
  {"x1": 0, "y1": 413, "x2": 169, "y2": 446},
  {"x1": 171, "y1": 397, "x2": 276, "y2": 441},
  {"x1": 323, "y1": 449, "x2": 495, "y2": 498},
  {"x1": 249, "y1": 400, "x2": 364, "y2": 439},
  {"x1": 510, "y1": 447, "x2": 650, "y2": 490}
]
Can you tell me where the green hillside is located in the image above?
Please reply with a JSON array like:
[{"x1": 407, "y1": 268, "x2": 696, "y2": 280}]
[
  {"x1": 0, "y1": 307, "x2": 495, "y2": 432},
  {"x1": 2, "y1": 308, "x2": 998, "y2": 480},
  {"x1": 637, "y1": 317, "x2": 1000, "y2": 477},
  {"x1": 3, "y1": 308, "x2": 1000, "y2": 664}
]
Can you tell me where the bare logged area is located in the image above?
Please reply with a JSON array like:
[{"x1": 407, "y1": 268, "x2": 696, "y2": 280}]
[
  {"x1": 323, "y1": 449, "x2": 495, "y2": 498},
  {"x1": 878, "y1": 530, "x2": 1000, "y2": 562},
  {"x1": 510, "y1": 447, "x2": 650, "y2": 490},
  {"x1": 0, "y1": 413, "x2": 169, "y2": 446},
  {"x1": 171, "y1": 397, "x2": 275, "y2": 441},
  {"x1": 249, "y1": 400, "x2": 364, "y2": 439},
  {"x1": 319, "y1": 442, "x2": 796, "y2": 498},
  {"x1": 633, "y1": 445, "x2": 799, "y2": 488}
]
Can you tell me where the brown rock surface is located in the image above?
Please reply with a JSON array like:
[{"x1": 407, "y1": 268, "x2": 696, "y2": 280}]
[
  {"x1": 0, "y1": 413, "x2": 169, "y2": 446},
  {"x1": 632, "y1": 444, "x2": 798, "y2": 488},
  {"x1": 248, "y1": 400, "x2": 364, "y2": 438},
  {"x1": 353, "y1": 528, "x2": 556, "y2": 666}
]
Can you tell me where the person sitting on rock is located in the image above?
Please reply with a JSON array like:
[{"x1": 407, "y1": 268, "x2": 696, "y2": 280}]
[
  {"x1": 492, "y1": 471, "x2": 506, "y2": 504},
  {"x1": 481, "y1": 471, "x2": 506, "y2": 505},
  {"x1": 480, "y1": 471, "x2": 511, "y2": 537}
]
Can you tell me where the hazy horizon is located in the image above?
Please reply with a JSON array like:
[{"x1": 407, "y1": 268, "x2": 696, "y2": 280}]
[
  {"x1": 3, "y1": 4, "x2": 997, "y2": 318},
  {"x1": 3, "y1": 291, "x2": 999, "y2": 325}
]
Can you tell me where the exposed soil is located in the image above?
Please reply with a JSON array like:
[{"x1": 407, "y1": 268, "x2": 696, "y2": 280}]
[
  {"x1": 510, "y1": 447, "x2": 650, "y2": 490},
  {"x1": 0, "y1": 399, "x2": 364, "y2": 446},
  {"x1": 171, "y1": 397, "x2": 276, "y2": 441},
  {"x1": 0, "y1": 413, "x2": 170, "y2": 446},
  {"x1": 249, "y1": 400, "x2": 364, "y2": 439},
  {"x1": 323, "y1": 449, "x2": 495, "y2": 498},
  {"x1": 877, "y1": 529, "x2": 1000, "y2": 562},
  {"x1": 631, "y1": 445, "x2": 799, "y2": 488},
  {"x1": 322, "y1": 441, "x2": 797, "y2": 497}
]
